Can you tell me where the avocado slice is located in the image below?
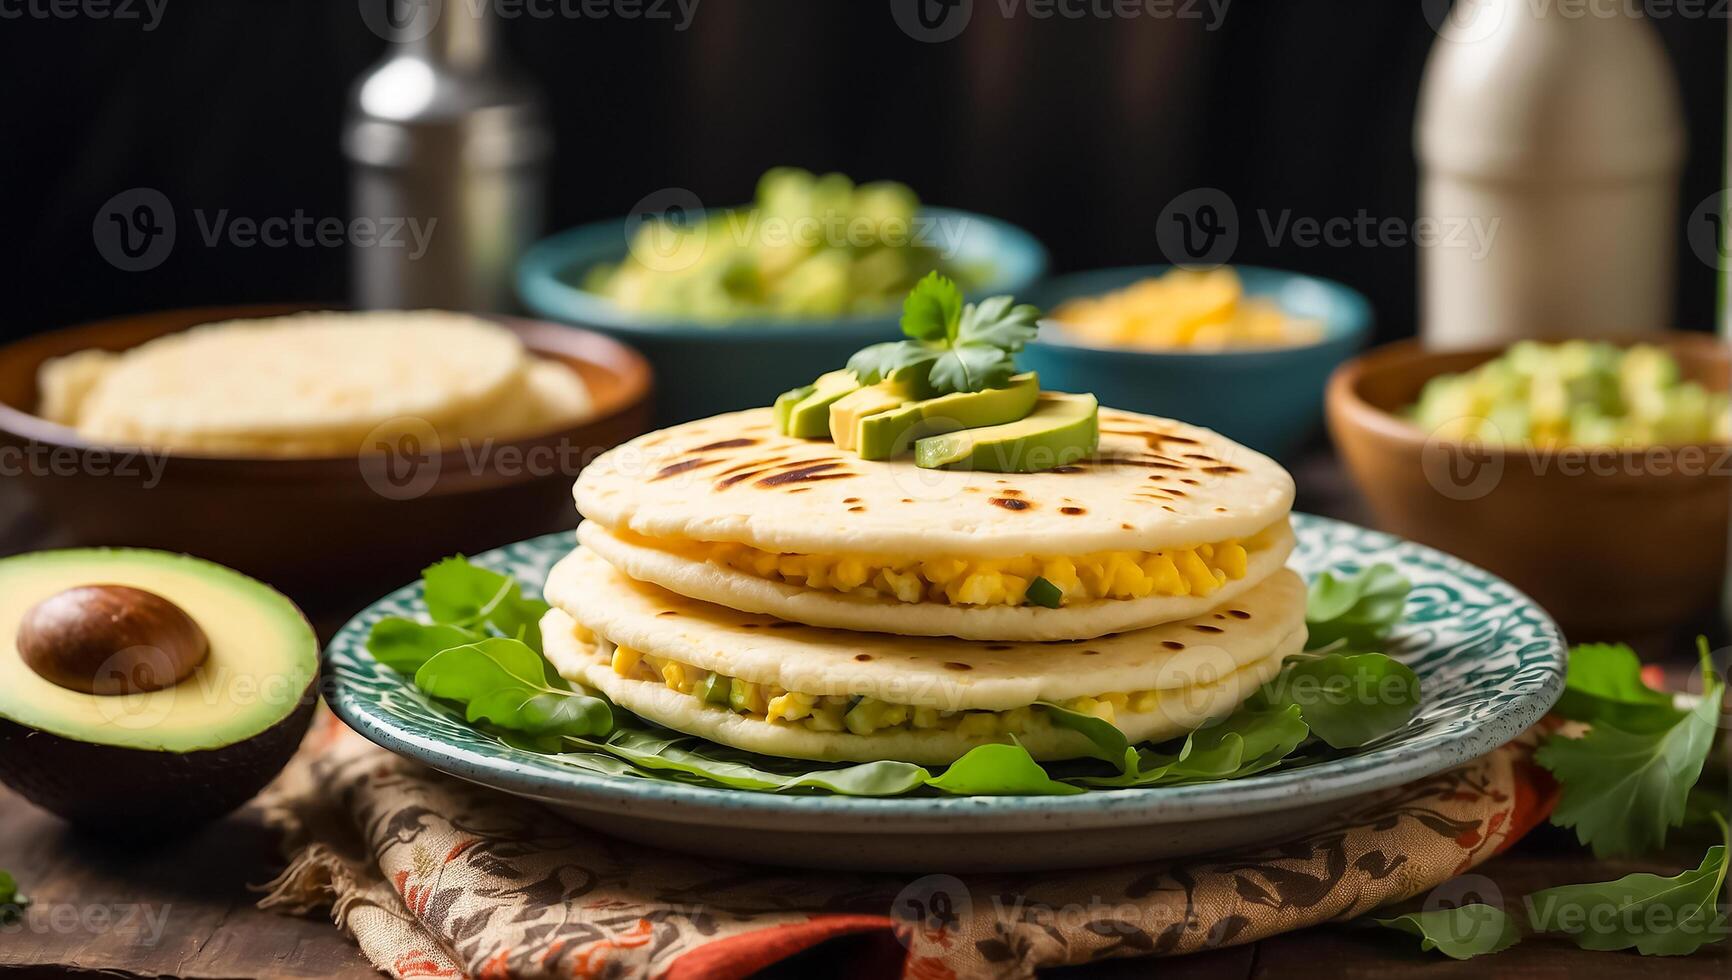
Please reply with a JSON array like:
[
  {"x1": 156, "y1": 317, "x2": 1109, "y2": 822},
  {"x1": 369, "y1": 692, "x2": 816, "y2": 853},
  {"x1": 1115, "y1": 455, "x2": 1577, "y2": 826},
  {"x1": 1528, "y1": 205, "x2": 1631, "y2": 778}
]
[
  {"x1": 773, "y1": 384, "x2": 814, "y2": 433},
  {"x1": 858, "y1": 372, "x2": 1040, "y2": 460},
  {"x1": 697, "y1": 671, "x2": 732, "y2": 705},
  {"x1": 915, "y1": 392, "x2": 1100, "y2": 472},
  {"x1": 782, "y1": 370, "x2": 860, "y2": 438},
  {"x1": 829, "y1": 381, "x2": 908, "y2": 451},
  {"x1": 0, "y1": 548, "x2": 318, "y2": 833},
  {"x1": 828, "y1": 366, "x2": 936, "y2": 450}
]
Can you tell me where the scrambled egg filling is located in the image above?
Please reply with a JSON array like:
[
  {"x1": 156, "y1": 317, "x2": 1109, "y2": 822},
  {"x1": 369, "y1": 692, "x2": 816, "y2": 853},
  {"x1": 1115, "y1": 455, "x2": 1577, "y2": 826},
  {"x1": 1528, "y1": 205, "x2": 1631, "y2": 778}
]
[
  {"x1": 604, "y1": 643, "x2": 1168, "y2": 737},
  {"x1": 653, "y1": 536, "x2": 1253, "y2": 607}
]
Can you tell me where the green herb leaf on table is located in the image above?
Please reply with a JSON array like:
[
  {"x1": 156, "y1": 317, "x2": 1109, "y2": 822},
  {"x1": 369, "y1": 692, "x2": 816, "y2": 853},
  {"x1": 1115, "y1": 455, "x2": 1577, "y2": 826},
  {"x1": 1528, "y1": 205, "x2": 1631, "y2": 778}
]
[
  {"x1": 927, "y1": 741, "x2": 1086, "y2": 796},
  {"x1": 1524, "y1": 814, "x2": 1729, "y2": 956},
  {"x1": 1553, "y1": 642, "x2": 1684, "y2": 733},
  {"x1": 415, "y1": 638, "x2": 613, "y2": 739},
  {"x1": 1373, "y1": 904, "x2": 1522, "y2": 960},
  {"x1": 1305, "y1": 563, "x2": 1411, "y2": 651},
  {"x1": 1257, "y1": 652, "x2": 1422, "y2": 750},
  {"x1": 422, "y1": 556, "x2": 551, "y2": 655},
  {"x1": 1536, "y1": 645, "x2": 1724, "y2": 858},
  {"x1": 0, "y1": 869, "x2": 25, "y2": 922},
  {"x1": 366, "y1": 618, "x2": 483, "y2": 674}
]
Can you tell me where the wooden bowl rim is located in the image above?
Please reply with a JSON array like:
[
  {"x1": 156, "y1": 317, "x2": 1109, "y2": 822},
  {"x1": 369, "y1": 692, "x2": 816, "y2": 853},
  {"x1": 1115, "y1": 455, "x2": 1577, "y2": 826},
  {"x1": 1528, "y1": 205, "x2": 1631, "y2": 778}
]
[
  {"x1": 1327, "y1": 332, "x2": 1732, "y2": 460},
  {"x1": 0, "y1": 304, "x2": 654, "y2": 469}
]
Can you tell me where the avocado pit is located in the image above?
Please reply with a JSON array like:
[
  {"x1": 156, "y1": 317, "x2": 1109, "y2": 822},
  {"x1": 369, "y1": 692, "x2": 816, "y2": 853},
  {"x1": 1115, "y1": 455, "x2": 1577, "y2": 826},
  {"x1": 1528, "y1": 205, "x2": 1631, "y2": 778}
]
[{"x1": 17, "y1": 585, "x2": 208, "y2": 696}]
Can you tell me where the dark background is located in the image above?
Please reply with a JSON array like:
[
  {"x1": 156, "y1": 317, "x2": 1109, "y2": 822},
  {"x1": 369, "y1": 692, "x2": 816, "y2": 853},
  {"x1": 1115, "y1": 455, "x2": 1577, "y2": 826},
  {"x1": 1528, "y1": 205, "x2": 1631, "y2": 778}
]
[{"x1": 0, "y1": 0, "x2": 1725, "y2": 342}]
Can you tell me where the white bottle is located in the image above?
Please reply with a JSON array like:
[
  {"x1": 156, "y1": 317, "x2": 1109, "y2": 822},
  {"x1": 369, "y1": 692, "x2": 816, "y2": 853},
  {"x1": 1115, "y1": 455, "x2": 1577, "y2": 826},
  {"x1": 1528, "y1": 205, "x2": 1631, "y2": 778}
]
[{"x1": 1416, "y1": 0, "x2": 1684, "y2": 348}]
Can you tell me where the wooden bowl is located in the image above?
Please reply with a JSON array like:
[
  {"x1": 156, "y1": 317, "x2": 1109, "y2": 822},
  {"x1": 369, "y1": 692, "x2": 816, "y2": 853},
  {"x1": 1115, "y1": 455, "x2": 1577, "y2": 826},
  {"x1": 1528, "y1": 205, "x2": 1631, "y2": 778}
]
[
  {"x1": 0, "y1": 305, "x2": 652, "y2": 614},
  {"x1": 1326, "y1": 333, "x2": 1729, "y2": 640}
]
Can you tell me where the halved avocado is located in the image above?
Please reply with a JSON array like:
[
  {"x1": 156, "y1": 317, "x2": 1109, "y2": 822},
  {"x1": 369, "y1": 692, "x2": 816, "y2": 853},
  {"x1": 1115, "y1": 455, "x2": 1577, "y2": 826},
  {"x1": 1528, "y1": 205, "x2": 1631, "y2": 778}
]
[
  {"x1": 0, "y1": 549, "x2": 318, "y2": 833},
  {"x1": 914, "y1": 392, "x2": 1100, "y2": 472},
  {"x1": 782, "y1": 370, "x2": 861, "y2": 438},
  {"x1": 858, "y1": 372, "x2": 1040, "y2": 460}
]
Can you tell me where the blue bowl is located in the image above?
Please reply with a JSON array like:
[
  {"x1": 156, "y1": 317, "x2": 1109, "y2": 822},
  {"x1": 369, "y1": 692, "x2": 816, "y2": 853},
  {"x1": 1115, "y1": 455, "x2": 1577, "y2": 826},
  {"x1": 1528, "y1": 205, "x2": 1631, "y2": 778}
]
[
  {"x1": 1020, "y1": 265, "x2": 1373, "y2": 459},
  {"x1": 517, "y1": 208, "x2": 1048, "y2": 425}
]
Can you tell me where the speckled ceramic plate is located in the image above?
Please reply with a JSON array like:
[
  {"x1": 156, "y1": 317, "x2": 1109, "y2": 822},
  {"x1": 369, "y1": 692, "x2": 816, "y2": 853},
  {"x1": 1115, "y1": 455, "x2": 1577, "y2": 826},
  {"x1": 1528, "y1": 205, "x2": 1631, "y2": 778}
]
[{"x1": 324, "y1": 514, "x2": 1565, "y2": 871}]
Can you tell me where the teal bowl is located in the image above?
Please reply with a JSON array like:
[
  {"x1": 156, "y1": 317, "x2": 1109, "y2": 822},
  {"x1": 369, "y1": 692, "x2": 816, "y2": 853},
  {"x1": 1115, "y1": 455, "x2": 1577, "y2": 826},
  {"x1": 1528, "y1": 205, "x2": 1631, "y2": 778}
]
[
  {"x1": 517, "y1": 208, "x2": 1048, "y2": 425},
  {"x1": 1020, "y1": 265, "x2": 1373, "y2": 460}
]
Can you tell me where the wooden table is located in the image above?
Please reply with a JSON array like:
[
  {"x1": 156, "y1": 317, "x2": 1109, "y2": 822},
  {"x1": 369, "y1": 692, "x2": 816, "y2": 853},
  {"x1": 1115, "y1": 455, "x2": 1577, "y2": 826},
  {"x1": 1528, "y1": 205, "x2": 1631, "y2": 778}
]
[{"x1": 1, "y1": 456, "x2": 1728, "y2": 979}]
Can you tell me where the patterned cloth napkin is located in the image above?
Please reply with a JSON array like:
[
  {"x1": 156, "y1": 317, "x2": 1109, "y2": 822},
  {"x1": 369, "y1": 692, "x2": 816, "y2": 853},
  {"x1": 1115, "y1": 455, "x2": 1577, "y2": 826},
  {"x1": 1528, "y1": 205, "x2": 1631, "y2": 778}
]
[{"x1": 259, "y1": 716, "x2": 1559, "y2": 980}]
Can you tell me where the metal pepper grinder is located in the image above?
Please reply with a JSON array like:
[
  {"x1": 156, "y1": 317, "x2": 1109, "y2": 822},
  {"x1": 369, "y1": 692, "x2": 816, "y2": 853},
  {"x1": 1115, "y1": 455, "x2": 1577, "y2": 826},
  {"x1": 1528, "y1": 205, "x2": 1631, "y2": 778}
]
[{"x1": 344, "y1": 0, "x2": 550, "y2": 312}]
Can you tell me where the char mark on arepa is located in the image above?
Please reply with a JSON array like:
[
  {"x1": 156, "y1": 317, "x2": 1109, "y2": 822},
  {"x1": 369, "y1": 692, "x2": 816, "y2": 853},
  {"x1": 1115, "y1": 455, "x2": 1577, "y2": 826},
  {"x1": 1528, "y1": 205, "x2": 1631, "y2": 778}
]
[{"x1": 756, "y1": 461, "x2": 857, "y2": 487}]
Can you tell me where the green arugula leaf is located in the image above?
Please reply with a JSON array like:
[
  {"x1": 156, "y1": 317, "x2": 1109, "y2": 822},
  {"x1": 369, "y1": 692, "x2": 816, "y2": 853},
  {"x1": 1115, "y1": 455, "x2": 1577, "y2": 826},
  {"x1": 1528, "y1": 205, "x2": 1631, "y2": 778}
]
[
  {"x1": 927, "y1": 741, "x2": 1085, "y2": 796},
  {"x1": 899, "y1": 270, "x2": 963, "y2": 341},
  {"x1": 366, "y1": 617, "x2": 483, "y2": 674},
  {"x1": 1537, "y1": 647, "x2": 1724, "y2": 858},
  {"x1": 1160, "y1": 703, "x2": 1311, "y2": 782},
  {"x1": 1073, "y1": 703, "x2": 1308, "y2": 788},
  {"x1": 422, "y1": 556, "x2": 551, "y2": 654},
  {"x1": 1039, "y1": 703, "x2": 1136, "y2": 773},
  {"x1": 1554, "y1": 643, "x2": 1683, "y2": 733},
  {"x1": 415, "y1": 638, "x2": 612, "y2": 738},
  {"x1": 1257, "y1": 652, "x2": 1421, "y2": 749},
  {"x1": 580, "y1": 729, "x2": 929, "y2": 795},
  {"x1": 1373, "y1": 904, "x2": 1521, "y2": 960},
  {"x1": 1524, "y1": 814, "x2": 1729, "y2": 955},
  {"x1": 1305, "y1": 564, "x2": 1411, "y2": 650}
]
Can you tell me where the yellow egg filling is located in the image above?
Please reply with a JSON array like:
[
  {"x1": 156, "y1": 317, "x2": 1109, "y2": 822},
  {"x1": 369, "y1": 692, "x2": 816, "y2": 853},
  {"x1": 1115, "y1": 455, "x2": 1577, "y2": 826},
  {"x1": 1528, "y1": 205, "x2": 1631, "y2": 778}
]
[
  {"x1": 604, "y1": 644, "x2": 1180, "y2": 737},
  {"x1": 633, "y1": 533, "x2": 1258, "y2": 608}
]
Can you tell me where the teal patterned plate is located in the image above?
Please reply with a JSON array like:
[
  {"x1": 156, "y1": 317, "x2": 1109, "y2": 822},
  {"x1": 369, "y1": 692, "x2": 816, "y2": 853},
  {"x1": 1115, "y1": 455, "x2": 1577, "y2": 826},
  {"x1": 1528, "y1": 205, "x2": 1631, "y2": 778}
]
[{"x1": 324, "y1": 513, "x2": 1565, "y2": 871}]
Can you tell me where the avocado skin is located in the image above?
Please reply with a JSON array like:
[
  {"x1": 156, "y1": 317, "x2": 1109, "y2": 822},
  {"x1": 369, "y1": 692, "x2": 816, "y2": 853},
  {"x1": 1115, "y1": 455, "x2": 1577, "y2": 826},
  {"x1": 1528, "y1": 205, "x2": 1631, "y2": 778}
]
[{"x1": 0, "y1": 681, "x2": 316, "y2": 835}]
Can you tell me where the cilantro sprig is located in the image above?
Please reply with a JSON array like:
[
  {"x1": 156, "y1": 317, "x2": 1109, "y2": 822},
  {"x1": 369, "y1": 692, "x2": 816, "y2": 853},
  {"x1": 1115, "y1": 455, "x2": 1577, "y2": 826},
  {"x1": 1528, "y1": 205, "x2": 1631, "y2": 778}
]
[
  {"x1": 847, "y1": 271, "x2": 1039, "y2": 394},
  {"x1": 1536, "y1": 639, "x2": 1725, "y2": 858}
]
